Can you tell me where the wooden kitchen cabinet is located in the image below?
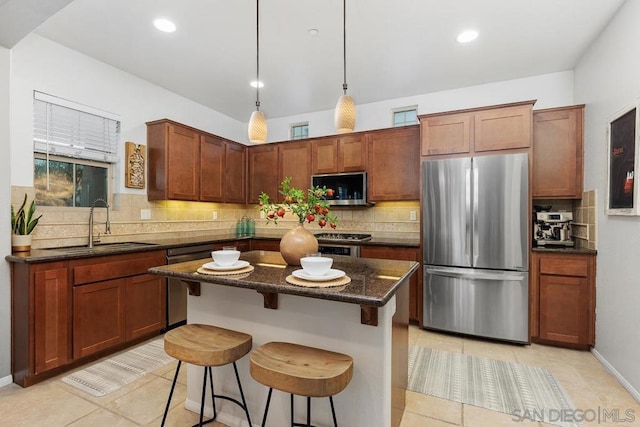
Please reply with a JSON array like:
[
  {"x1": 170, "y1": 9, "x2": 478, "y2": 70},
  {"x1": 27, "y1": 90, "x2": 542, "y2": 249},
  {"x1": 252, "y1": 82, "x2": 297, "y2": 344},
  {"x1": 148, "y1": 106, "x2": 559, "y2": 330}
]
[
  {"x1": 200, "y1": 134, "x2": 225, "y2": 202},
  {"x1": 531, "y1": 251, "x2": 595, "y2": 349},
  {"x1": 532, "y1": 105, "x2": 584, "y2": 198},
  {"x1": 419, "y1": 100, "x2": 534, "y2": 156},
  {"x1": 225, "y1": 142, "x2": 247, "y2": 203},
  {"x1": 125, "y1": 274, "x2": 166, "y2": 340},
  {"x1": 367, "y1": 126, "x2": 420, "y2": 201},
  {"x1": 278, "y1": 141, "x2": 312, "y2": 200},
  {"x1": 250, "y1": 239, "x2": 281, "y2": 252},
  {"x1": 248, "y1": 144, "x2": 279, "y2": 204},
  {"x1": 312, "y1": 134, "x2": 367, "y2": 174},
  {"x1": 11, "y1": 261, "x2": 71, "y2": 386},
  {"x1": 360, "y1": 245, "x2": 422, "y2": 325}
]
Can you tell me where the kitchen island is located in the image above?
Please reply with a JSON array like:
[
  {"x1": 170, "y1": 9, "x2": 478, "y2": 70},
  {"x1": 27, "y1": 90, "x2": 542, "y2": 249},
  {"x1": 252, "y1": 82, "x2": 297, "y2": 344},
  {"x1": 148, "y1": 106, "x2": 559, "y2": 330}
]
[{"x1": 148, "y1": 250, "x2": 418, "y2": 427}]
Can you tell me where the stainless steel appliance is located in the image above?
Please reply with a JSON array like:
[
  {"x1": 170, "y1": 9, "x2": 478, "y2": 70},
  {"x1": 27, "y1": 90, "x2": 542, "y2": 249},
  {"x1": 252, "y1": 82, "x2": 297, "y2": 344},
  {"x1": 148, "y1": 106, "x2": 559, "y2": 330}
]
[
  {"x1": 422, "y1": 153, "x2": 529, "y2": 343},
  {"x1": 315, "y1": 232, "x2": 372, "y2": 257},
  {"x1": 311, "y1": 172, "x2": 372, "y2": 206},
  {"x1": 166, "y1": 244, "x2": 213, "y2": 330},
  {"x1": 534, "y1": 211, "x2": 574, "y2": 247}
]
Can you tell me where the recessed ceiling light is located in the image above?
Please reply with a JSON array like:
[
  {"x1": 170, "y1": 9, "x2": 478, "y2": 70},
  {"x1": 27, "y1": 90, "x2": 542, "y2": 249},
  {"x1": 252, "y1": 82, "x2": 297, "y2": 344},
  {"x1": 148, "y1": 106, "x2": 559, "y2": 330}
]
[
  {"x1": 154, "y1": 18, "x2": 176, "y2": 33},
  {"x1": 250, "y1": 80, "x2": 264, "y2": 88},
  {"x1": 457, "y1": 30, "x2": 478, "y2": 43},
  {"x1": 308, "y1": 28, "x2": 320, "y2": 37}
]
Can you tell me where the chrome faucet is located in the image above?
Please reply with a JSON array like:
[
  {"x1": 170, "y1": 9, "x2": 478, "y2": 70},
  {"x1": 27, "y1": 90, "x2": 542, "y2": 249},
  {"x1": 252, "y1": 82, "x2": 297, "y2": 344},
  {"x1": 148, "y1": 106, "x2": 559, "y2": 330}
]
[{"x1": 89, "y1": 198, "x2": 111, "y2": 248}]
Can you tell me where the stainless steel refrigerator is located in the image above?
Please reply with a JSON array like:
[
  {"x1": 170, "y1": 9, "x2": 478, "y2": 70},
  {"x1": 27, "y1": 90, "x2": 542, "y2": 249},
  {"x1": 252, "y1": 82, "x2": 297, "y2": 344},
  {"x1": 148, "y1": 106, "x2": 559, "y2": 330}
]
[{"x1": 422, "y1": 153, "x2": 529, "y2": 343}]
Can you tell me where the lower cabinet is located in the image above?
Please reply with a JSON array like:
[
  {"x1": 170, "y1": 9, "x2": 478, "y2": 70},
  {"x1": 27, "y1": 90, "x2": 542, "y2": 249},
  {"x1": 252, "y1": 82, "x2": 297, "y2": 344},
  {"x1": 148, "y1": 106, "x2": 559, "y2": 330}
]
[
  {"x1": 531, "y1": 251, "x2": 596, "y2": 349},
  {"x1": 360, "y1": 245, "x2": 422, "y2": 325}
]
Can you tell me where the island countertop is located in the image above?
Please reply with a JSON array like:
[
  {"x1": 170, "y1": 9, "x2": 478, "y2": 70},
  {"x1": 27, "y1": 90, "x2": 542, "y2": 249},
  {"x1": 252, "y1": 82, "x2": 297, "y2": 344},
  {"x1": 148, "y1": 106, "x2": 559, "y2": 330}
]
[{"x1": 148, "y1": 250, "x2": 419, "y2": 309}]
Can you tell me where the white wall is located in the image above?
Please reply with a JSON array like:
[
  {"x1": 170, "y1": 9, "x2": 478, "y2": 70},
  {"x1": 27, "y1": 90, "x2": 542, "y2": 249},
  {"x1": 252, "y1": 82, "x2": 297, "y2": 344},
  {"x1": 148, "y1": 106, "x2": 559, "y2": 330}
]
[
  {"x1": 10, "y1": 34, "x2": 246, "y2": 192},
  {"x1": 574, "y1": 0, "x2": 640, "y2": 398},
  {"x1": 1, "y1": 46, "x2": 12, "y2": 384},
  {"x1": 264, "y1": 71, "x2": 575, "y2": 142}
]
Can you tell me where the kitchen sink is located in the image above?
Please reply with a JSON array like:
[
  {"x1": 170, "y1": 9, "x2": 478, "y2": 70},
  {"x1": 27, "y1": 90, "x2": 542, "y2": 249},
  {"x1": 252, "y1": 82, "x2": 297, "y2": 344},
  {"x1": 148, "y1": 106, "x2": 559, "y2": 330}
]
[{"x1": 48, "y1": 242, "x2": 158, "y2": 254}]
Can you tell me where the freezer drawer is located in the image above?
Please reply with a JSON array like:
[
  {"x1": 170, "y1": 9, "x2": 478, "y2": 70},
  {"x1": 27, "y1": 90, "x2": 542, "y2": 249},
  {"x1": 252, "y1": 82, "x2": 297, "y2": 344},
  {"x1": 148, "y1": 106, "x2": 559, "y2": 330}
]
[{"x1": 423, "y1": 266, "x2": 529, "y2": 343}]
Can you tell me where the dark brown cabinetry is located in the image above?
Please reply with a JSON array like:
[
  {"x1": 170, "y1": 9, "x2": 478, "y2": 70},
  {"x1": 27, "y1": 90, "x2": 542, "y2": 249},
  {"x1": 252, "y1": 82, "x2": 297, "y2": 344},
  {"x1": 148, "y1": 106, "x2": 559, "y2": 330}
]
[
  {"x1": 278, "y1": 141, "x2": 312, "y2": 200},
  {"x1": 200, "y1": 134, "x2": 225, "y2": 202},
  {"x1": 225, "y1": 142, "x2": 247, "y2": 203},
  {"x1": 532, "y1": 105, "x2": 584, "y2": 199},
  {"x1": 419, "y1": 101, "x2": 534, "y2": 156},
  {"x1": 312, "y1": 134, "x2": 367, "y2": 174},
  {"x1": 360, "y1": 245, "x2": 422, "y2": 325},
  {"x1": 125, "y1": 273, "x2": 166, "y2": 340},
  {"x1": 367, "y1": 126, "x2": 420, "y2": 201},
  {"x1": 248, "y1": 144, "x2": 279, "y2": 203},
  {"x1": 531, "y1": 251, "x2": 595, "y2": 349}
]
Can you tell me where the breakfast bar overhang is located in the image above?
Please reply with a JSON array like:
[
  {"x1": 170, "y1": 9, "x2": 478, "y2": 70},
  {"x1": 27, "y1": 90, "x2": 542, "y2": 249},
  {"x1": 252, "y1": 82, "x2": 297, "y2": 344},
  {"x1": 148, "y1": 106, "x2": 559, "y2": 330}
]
[{"x1": 149, "y1": 250, "x2": 418, "y2": 427}]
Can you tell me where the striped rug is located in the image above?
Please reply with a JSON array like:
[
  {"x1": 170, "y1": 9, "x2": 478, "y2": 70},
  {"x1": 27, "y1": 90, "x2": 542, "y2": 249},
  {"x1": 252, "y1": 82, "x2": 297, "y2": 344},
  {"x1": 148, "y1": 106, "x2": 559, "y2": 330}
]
[
  {"x1": 62, "y1": 338, "x2": 174, "y2": 397},
  {"x1": 408, "y1": 346, "x2": 580, "y2": 427}
]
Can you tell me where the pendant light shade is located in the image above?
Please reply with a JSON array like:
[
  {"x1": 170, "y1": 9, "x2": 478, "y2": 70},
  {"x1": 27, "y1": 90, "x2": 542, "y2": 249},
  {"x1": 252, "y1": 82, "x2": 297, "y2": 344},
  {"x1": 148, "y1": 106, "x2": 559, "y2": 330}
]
[
  {"x1": 248, "y1": 0, "x2": 267, "y2": 143},
  {"x1": 248, "y1": 110, "x2": 267, "y2": 143},
  {"x1": 334, "y1": 95, "x2": 355, "y2": 134},
  {"x1": 334, "y1": 0, "x2": 355, "y2": 133}
]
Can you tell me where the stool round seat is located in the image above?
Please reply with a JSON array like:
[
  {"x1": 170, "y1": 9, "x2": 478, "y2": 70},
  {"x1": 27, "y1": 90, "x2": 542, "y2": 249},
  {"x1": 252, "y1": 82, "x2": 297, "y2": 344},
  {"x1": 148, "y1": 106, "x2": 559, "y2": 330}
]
[
  {"x1": 164, "y1": 323, "x2": 252, "y2": 366},
  {"x1": 250, "y1": 341, "x2": 353, "y2": 398}
]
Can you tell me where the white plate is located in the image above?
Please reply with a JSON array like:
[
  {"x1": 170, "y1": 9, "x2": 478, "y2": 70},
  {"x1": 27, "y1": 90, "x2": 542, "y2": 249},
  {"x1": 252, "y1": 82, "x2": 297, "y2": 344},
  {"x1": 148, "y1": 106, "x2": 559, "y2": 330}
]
[
  {"x1": 202, "y1": 260, "x2": 249, "y2": 271},
  {"x1": 292, "y1": 269, "x2": 346, "y2": 282}
]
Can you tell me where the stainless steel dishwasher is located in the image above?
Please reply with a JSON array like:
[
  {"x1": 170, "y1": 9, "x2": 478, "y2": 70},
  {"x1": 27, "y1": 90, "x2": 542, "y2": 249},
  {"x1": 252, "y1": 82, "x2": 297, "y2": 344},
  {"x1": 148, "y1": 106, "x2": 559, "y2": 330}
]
[{"x1": 166, "y1": 244, "x2": 213, "y2": 330}]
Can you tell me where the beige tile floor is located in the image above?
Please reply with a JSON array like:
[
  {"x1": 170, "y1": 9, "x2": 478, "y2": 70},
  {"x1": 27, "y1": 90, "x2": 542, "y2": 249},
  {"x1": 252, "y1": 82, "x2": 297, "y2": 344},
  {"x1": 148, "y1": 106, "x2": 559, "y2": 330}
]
[{"x1": 0, "y1": 326, "x2": 638, "y2": 426}]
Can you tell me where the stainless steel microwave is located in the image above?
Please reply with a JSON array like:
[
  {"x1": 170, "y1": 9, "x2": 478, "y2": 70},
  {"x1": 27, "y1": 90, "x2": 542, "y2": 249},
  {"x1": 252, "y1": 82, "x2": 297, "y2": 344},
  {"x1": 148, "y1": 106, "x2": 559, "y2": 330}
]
[{"x1": 311, "y1": 172, "x2": 370, "y2": 206}]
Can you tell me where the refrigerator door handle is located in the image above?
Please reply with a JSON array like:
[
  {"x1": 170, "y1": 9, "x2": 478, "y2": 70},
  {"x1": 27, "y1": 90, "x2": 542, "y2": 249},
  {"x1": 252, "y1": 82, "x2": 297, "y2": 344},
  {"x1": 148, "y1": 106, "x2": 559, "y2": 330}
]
[
  {"x1": 465, "y1": 167, "x2": 472, "y2": 265},
  {"x1": 425, "y1": 266, "x2": 527, "y2": 282},
  {"x1": 472, "y1": 165, "x2": 479, "y2": 266}
]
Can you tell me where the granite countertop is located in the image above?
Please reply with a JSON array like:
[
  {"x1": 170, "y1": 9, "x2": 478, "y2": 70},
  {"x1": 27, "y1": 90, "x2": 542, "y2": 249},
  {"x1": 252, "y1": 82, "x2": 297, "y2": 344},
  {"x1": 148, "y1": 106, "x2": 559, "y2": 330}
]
[
  {"x1": 532, "y1": 246, "x2": 598, "y2": 255},
  {"x1": 148, "y1": 250, "x2": 419, "y2": 308},
  {"x1": 5, "y1": 232, "x2": 419, "y2": 264}
]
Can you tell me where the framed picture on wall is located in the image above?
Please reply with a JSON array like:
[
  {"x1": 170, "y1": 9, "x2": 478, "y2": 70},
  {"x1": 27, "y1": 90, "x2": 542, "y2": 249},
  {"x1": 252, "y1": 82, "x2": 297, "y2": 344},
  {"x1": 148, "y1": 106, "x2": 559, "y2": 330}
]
[
  {"x1": 606, "y1": 102, "x2": 640, "y2": 215},
  {"x1": 125, "y1": 142, "x2": 146, "y2": 189}
]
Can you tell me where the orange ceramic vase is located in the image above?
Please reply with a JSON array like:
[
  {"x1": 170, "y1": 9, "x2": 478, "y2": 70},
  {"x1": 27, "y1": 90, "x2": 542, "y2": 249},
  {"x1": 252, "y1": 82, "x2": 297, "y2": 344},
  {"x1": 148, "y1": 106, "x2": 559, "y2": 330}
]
[{"x1": 280, "y1": 223, "x2": 318, "y2": 266}]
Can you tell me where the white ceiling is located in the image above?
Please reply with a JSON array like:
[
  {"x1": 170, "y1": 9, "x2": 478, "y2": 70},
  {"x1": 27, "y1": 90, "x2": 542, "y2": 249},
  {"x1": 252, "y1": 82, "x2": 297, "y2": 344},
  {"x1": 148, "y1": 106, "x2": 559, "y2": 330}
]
[{"x1": 27, "y1": 0, "x2": 625, "y2": 121}]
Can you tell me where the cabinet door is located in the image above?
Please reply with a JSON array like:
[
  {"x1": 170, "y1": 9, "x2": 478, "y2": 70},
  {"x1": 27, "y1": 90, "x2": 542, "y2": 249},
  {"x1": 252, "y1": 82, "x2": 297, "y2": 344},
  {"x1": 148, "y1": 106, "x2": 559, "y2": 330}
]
[
  {"x1": 420, "y1": 112, "x2": 471, "y2": 155},
  {"x1": 338, "y1": 134, "x2": 367, "y2": 172},
  {"x1": 278, "y1": 141, "x2": 312, "y2": 200},
  {"x1": 248, "y1": 144, "x2": 279, "y2": 203},
  {"x1": 360, "y1": 246, "x2": 421, "y2": 325},
  {"x1": 125, "y1": 274, "x2": 166, "y2": 341},
  {"x1": 312, "y1": 138, "x2": 339, "y2": 174},
  {"x1": 225, "y1": 142, "x2": 247, "y2": 203},
  {"x1": 73, "y1": 279, "x2": 126, "y2": 359},
  {"x1": 474, "y1": 104, "x2": 532, "y2": 152},
  {"x1": 532, "y1": 106, "x2": 584, "y2": 198},
  {"x1": 539, "y1": 274, "x2": 590, "y2": 345},
  {"x1": 200, "y1": 134, "x2": 225, "y2": 202},
  {"x1": 368, "y1": 127, "x2": 420, "y2": 201},
  {"x1": 167, "y1": 124, "x2": 200, "y2": 200},
  {"x1": 34, "y1": 267, "x2": 70, "y2": 374}
]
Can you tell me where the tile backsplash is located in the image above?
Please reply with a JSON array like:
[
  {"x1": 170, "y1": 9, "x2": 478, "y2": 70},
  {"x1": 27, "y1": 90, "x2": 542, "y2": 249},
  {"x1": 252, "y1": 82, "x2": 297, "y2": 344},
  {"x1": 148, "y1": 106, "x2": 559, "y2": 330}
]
[{"x1": 12, "y1": 186, "x2": 420, "y2": 249}]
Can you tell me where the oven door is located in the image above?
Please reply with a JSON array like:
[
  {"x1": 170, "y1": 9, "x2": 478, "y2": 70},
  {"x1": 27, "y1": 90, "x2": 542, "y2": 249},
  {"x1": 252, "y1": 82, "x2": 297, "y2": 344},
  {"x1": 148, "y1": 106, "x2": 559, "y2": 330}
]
[{"x1": 318, "y1": 244, "x2": 360, "y2": 257}]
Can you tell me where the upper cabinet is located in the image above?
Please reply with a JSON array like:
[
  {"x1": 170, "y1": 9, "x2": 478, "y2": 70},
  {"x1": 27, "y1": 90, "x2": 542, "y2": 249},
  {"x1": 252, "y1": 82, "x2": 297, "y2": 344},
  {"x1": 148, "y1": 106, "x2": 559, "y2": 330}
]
[
  {"x1": 419, "y1": 101, "x2": 534, "y2": 156},
  {"x1": 147, "y1": 119, "x2": 246, "y2": 203},
  {"x1": 532, "y1": 105, "x2": 584, "y2": 199},
  {"x1": 368, "y1": 126, "x2": 420, "y2": 201},
  {"x1": 248, "y1": 144, "x2": 279, "y2": 204},
  {"x1": 312, "y1": 134, "x2": 367, "y2": 174},
  {"x1": 278, "y1": 141, "x2": 312, "y2": 200}
]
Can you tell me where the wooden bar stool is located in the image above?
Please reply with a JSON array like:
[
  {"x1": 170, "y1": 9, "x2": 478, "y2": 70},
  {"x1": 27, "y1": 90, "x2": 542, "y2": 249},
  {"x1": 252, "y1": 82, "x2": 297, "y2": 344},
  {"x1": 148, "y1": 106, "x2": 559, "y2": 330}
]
[
  {"x1": 250, "y1": 342, "x2": 353, "y2": 427},
  {"x1": 161, "y1": 324, "x2": 253, "y2": 427}
]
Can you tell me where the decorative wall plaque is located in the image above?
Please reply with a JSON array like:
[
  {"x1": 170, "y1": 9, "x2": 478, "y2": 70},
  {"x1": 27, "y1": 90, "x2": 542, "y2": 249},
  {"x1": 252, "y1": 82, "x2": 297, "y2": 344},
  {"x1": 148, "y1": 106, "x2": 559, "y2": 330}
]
[{"x1": 125, "y1": 142, "x2": 146, "y2": 189}]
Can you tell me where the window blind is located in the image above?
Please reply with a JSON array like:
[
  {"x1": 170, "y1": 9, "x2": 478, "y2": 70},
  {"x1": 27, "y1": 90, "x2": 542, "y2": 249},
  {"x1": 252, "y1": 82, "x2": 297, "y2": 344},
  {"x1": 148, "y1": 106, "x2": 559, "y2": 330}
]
[{"x1": 33, "y1": 92, "x2": 120, "y2": 163}]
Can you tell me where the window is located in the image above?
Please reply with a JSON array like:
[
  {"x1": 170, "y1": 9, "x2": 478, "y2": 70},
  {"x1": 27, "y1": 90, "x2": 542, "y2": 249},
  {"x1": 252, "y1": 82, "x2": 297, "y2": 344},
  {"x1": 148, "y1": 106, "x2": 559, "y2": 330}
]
[
  {"x1": 33, "y1": 92, "x2": 119, "y2": 207},
  {"x1": 290, "y1": 122, "x2": 309, "y2": 140},
  {"x1": 392, "y1": 107, "x2": 418, "y2": 127}
]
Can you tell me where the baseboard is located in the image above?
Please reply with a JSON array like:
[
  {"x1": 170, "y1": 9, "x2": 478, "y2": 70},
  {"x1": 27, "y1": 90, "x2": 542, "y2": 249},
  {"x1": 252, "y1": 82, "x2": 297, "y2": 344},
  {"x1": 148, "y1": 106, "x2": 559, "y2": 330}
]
[
  {"x1": 185, "y1": 398, "x2": 254, "y2": 427},
  {"x1": 591, "y1": 348, "x2": 640, "y2": 403},
  {"x1": 0, "y1": 374, "x2": 13, "y2": 388}
]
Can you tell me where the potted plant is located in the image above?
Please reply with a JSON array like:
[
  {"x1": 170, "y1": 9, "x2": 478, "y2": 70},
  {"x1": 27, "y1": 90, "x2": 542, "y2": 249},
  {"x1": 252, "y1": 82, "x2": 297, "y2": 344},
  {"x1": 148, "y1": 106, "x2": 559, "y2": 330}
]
[
  {"x1": 259, "y1": 177, "x2": 338, "y2": 265},
  {"x1": 11, "y1": 194, "x2": 42, "y2": 252}
]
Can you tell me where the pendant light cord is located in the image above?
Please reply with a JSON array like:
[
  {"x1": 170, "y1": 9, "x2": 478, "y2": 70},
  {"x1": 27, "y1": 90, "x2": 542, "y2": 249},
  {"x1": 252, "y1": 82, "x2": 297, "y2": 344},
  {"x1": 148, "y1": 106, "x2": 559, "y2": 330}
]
[
  {"x1": 342, "y1": 0, "x2": 348, "y2": 95},
  {"x1": 255, "y1": 0, "x2": 261, "y2": 110}
]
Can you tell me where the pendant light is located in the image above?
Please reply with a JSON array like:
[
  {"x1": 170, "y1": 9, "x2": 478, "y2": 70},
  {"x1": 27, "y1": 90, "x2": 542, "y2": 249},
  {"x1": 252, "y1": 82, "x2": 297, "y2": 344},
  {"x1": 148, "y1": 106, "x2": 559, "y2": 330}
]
[
  {"x1": 334, "y1": 0, "x2": 355, "y2": 134},
  {"x1": 248, "y1": 0, "x2": 267, "y2": 143}
]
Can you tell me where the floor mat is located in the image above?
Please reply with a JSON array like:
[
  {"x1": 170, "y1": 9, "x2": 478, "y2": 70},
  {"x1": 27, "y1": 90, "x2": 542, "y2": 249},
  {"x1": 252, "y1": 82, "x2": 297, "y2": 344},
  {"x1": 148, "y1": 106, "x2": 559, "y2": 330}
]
[
  {"x1": 61, "y1": 338, "x2": 174, "y2": 397},
  {"x1": 408, "y1": 345, "x2": 580, "y2": 427}
]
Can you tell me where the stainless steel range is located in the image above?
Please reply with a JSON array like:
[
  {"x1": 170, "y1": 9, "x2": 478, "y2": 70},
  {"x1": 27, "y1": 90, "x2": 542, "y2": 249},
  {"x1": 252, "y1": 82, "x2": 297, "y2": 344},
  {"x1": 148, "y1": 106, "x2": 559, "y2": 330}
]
[{"x1": 315, "y1": 233, "x2": 372, "y2": 257}]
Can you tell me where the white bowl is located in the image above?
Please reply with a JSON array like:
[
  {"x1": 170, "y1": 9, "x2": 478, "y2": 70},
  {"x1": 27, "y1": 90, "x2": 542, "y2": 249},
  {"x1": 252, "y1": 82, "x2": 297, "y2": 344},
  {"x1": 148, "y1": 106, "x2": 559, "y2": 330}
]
[
  {"x1": 211, "y1": 249, "x2": 240, "y2": 267},
  {"x1": 300, "y1": 256, "x2": 333, "y2": 276}
]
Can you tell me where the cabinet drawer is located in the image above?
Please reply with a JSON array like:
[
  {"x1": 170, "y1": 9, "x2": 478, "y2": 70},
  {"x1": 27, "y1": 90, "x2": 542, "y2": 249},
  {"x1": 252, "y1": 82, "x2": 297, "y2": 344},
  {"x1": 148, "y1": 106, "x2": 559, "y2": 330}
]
[
  {"x1": 539, "y1": 257, "x2": 589, "y2": 277},
  {"x1": 72, "y1": 251, "x2": 166, "y2": 285}
]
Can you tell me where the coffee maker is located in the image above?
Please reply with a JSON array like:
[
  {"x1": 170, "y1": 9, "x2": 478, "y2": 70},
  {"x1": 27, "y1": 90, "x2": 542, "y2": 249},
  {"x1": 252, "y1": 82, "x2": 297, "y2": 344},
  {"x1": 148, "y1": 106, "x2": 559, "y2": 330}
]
[{"x1": 534, "y1": 211, "x2": 574, "y2": 247}]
